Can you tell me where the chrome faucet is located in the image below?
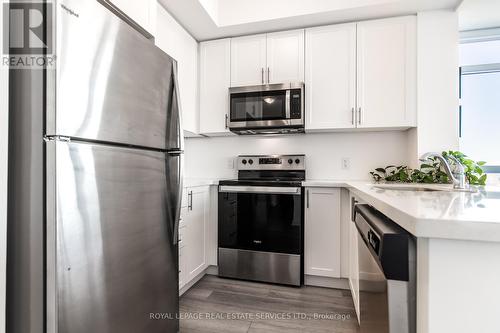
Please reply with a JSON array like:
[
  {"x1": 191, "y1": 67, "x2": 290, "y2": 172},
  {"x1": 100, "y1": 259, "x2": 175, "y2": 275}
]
[{"x1": 420, "y1": 152, "x2": 467, "y2": 189}]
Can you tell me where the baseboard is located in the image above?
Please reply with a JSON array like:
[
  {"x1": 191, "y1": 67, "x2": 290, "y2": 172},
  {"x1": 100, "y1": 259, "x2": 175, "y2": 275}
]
[
  {"x1": 205, "y1": 265, "x2": 218, "y2": 275},
  {"x1": 179, "y1": 266, "x2": 218, "y2": 296},
  {"x1": 179, "y1": 269, "x2": 207, "y2": 296},
  {"x1": 181, "y1": 269, "x2": 350, "y2": 294},
  {"x1": 304, "y1": 275, "x2": 350, "y2": 290}
]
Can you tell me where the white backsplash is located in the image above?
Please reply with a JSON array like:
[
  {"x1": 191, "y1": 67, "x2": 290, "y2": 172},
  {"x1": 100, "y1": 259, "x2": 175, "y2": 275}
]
[{"x1": 185, "y1": 130, "x2": 411, "y2": 181}]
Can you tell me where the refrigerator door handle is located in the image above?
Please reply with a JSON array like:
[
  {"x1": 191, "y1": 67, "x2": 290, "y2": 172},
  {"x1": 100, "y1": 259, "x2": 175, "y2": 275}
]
[
  {"x1": 171, "y1": 61, "x2": 185, "y2": 152},
  {"x1": 171, "y1": 152, "x2": 184, "y2": 245}
]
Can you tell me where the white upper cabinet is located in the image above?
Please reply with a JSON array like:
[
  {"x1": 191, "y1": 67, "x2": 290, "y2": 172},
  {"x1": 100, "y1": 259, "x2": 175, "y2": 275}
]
[
  {"x1": 109, "y1": 0, "x2": 156, "y2": 35},
  {"x1": 200, "y1": 16, "x2": 417, "y2": 135},
  {"x1": 305, "y1": 23, "x2": 356, "y2": 130},
  {"x1": 230, "y1": 34, "x2": 267, "y2": 87},
  {"x1": 155, "y1": 4, "x2": 199, "y2": 134},
  {"x1": 304, "y1": 188, "x2": 341, "y2": 278},
  {"x1": 199, "y1": 39, "x2": 232, "y2": 135},
  {"x1": 230, "y1": 31, "x2": 305, "y2": 86},
  {"x1": 266, "y1": 30, "x2": 305, "y2": 84},
  {"x1": 356, "y1": 16, "x2": 417, "y2": 128}
]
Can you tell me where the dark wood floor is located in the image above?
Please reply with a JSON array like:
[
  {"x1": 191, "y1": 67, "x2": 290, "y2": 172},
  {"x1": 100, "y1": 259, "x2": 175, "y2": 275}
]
[{"x1": 180, "y1": 275, "x2": 360, "y2": 333}]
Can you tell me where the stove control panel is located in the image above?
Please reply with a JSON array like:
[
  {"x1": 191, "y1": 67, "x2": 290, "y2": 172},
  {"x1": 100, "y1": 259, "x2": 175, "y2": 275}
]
[{"x1": 238, "y1": 155, "x2": 305, "y2": 171}]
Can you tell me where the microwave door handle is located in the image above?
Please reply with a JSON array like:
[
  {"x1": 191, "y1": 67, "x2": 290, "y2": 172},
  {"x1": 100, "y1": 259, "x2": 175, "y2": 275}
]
[{"x1": 285, "y1": 90, "x2": 290, "y2": 119}]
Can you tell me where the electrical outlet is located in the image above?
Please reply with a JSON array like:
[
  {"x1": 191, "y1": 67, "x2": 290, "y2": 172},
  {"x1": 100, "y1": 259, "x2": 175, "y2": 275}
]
[
  {"x1": 341, "y1": 158, "x2": 350, "y2": 170},
  {"x1": 227, "y1": 158, "x2": 235, "y2": 169}
]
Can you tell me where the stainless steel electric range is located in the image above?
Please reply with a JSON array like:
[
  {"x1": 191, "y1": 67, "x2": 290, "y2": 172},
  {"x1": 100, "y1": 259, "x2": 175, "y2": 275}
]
[{"x1": 218, "y1": 154, "x2": 305, "y2": 286}]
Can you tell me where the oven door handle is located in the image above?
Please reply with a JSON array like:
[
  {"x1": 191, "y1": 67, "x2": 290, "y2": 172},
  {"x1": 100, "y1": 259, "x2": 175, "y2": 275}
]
[{"x1": 219, "y1": 186, "x2": 302, "y2": 195}]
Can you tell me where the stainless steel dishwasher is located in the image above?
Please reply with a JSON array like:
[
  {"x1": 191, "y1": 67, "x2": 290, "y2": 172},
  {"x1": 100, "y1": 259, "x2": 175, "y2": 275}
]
[{"x1": 353, "y1": 204, "x2": 416, "y2": 333}]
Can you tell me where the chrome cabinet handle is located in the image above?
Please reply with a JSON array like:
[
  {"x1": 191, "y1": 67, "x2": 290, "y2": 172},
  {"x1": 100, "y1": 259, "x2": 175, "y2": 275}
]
[
  {"x1": 351, "y1": 107, "x2": 355, "y2": 125},
  {"x1": 267, "y1": 67, "x2": 270, "y2": 83},
  {"x1": 188, "y1": 191, "x2": 193, "y2": 211},
  {"x1": 261, "y1": 68, "x2": 264, "y2": 84},
  {"x1": 358, "y1": 107, "x2": 362, "y2": 125},
  {"x1": 306, "y1": 190, "x2": 310, "y2": 209}
]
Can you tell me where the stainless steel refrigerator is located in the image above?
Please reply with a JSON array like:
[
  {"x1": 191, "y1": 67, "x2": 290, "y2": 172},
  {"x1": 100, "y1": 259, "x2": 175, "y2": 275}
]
[{"x1": 7, "y1": 1, "x2": 183, "y2": 332}]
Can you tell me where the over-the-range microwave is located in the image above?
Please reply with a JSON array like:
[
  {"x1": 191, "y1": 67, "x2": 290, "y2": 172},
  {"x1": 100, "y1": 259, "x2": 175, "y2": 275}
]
[{"x1": 228, "y1": 83, "x2": 304, "y2": 135}]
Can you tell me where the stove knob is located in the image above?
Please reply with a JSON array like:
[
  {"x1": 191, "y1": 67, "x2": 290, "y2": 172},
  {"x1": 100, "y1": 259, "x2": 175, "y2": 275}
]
[
  {"x1": 288, "y1": 159, "x2": 293, "y2": 164},
  {"x1": 242, "y1": 159, "x2": 247, "y2": 165},
  {"x1": 295, "y1": 159, "x2": 300, "y2": 164},
  {"x1": 248, "y1": 159, "x2": 254, "y2": 165}
]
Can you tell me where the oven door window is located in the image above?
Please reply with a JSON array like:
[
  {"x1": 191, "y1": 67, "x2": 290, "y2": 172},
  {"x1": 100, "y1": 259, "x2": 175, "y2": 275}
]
[
  {"x1": 219, "y1": 191, "x2": 302, "y2": 254},
  {"x1": 230, "y1": 90, "x2": 287, "y2": 122}
]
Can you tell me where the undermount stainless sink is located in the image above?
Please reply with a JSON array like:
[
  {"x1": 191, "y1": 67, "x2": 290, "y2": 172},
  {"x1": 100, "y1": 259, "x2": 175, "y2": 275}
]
[{"x1": 373, "y1": 184, "x2": 477, "y2": 193}]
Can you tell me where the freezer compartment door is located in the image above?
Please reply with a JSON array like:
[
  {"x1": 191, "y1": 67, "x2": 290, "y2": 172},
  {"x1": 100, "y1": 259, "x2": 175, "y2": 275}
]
[
  {"x1": 49, "y1": 0, "x2": 181, "y2": 150},
  {"x1": 46, "y1": 140, "x2": 179, "y2": 333}
]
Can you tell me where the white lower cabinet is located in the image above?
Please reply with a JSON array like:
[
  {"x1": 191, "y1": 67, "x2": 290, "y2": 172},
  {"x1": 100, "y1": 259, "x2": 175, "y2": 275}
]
[
  {"x1": 179, "y1": 186, "x2": 210, "y2": 289},
  {"x1": 304, "y1": 187, "x2": 341, "y2": 278},
  {"x1": 178, "y1": 212, "x2": 187, "y2": 288}
]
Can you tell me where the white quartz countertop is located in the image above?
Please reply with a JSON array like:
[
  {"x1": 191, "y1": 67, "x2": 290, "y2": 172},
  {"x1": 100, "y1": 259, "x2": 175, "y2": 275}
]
[{"x1": 304, "y1": 180, "x2": 500, "y2": 242}]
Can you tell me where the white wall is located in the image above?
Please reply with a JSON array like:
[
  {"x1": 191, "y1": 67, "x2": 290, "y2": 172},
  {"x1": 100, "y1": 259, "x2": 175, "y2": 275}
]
[
  {"x1": 408, "y1": 10, "x2": 460, "y2": 166},
  {"x1": 185, "y1": 131, "x2": 410, "y2": 180},
  {"x1": 0, "y1": 2, "x2": 7, "y2": 332}
]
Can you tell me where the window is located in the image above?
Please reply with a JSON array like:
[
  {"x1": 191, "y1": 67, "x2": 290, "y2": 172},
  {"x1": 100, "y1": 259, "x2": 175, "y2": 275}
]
[{"x1": 459, "y1": 39, "x2": 500, "y2": 172}]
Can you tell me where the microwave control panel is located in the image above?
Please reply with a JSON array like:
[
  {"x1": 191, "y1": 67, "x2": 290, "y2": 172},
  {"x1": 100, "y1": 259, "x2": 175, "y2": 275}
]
[{"x1": 290, "y1": 89, "x2": 302, "y2": 119}]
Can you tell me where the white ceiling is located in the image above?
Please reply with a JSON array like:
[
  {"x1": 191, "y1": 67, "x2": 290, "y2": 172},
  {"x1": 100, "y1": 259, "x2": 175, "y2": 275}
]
[
  {"x1": 458, "y1": 0, "x2": 500, "y2": 31},
  {"x1": 159, "y1": 0, "x2": 462, "y2": 41}
]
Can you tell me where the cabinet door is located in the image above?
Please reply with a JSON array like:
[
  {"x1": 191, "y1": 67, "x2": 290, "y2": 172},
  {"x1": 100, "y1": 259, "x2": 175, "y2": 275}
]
[
  {"x1": 356, "y1": 16, "x2": 416, "y2": 128},
  {"x1": 199, "y1": 39, "x2": 232, "y2": 135},
  {"x1": 266, "y1": 30, "x2": 305, "y2": 84},
  {"x1": 184, "y1": 187, "x2": 209, "y2": 281},
  {"x1": 305, "y1": 24, "x2": 356, "y2": 130},
  {"x1": 230, "y1": 34, "x2": 267, "y2": 87},
  {"x1": 304, "y1": 188, "x2": 341, "y2": 278},
  {"x1": 155, "y1": 5, "x2": 199, "y2": 134}
]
